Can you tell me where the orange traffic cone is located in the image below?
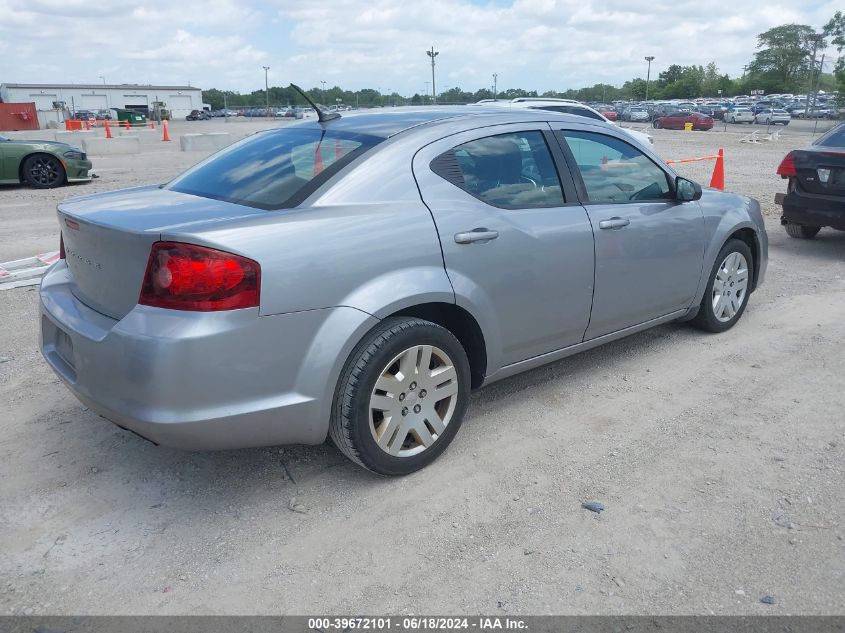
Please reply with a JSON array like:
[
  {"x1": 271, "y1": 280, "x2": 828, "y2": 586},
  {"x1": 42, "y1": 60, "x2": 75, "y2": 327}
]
[
  {"x1": 104, "y1": 120, "x2": 112, "y2": 139},
  {"x1": 162, "y1": 119, "x2": 171, "y2": 142},
  {"x1": 709, "y1": 148, "x2": 725, "y2": 191}
]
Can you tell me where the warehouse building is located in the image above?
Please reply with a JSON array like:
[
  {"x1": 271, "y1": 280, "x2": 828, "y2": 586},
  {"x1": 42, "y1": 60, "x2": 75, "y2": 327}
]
[{"x1": 0, "y1": 83, "x2": 204, "y2": 123}]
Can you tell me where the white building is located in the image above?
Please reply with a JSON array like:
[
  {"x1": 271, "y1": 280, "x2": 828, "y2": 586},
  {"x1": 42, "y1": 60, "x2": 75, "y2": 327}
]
[{"x1": 0, "y1": 83, "x2": 204, "y2": 121}]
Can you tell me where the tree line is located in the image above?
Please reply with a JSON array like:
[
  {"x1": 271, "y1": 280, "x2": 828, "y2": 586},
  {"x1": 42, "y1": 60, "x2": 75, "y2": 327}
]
[{"x1": 203, "y1": 14, "x2": 845, "y2": 109}]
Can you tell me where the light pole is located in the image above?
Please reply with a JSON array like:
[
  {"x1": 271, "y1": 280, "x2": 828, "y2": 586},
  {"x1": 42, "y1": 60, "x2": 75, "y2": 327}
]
[
  {"x1": 426, "y1": 46, "x2": 439, "y2": 104},
  {"x1": 320, "y1": 80, "x2": 326, "y2": 105},
  {"x1": 644, "y1": 56, "x2": 655, "y2": 103},
  {"x1": 262, "y1": 66, "x2": 270, "y2": 116},
  {"x1": 492, "y1": 73, "x2": 498, "y2": 101},
  {"x1": 99, "y1": 75, "x2": 106, "y2": 85}
]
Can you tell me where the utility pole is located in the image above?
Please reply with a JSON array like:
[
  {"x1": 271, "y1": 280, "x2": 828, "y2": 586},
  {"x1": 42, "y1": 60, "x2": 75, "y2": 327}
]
[
  {"x1": 812, "y1": 53, "x2": 825, "y2": 134},
  {"x1": 262, "y1": 66, "x2": 270, "y2": 116},
  {"x1": 492, "y1": 73, "x2": 498, "y2": 101},
  {"x1": 426, "y1": 46, "x2": 439, "y2": 104},
  {"x1": 320, "y1": 80, "x2": 326, "y2": 106},
  {"x1": 805, "y1": 34, "x2": 825, "y2": 114},
  {"x1": 644, "y1": 56, "x2": 655, "y2": 102}
]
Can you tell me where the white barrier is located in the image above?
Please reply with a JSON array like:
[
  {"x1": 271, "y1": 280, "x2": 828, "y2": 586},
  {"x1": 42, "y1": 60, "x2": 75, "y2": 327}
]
[
  {"x1": 82, "y1": 136, "x2": 142, "y2": 156},
  {"x1": 0, "y1": 252, "x2": 59, "y2": 291},
  {"x1": 180, "y1": 133, "x2": 232, "y2": 152},
  {"x1": 54, "y1": 130, "x2": 96, "y2": 144},
  {"x1": 119, "y1": 129, "x2": 159, "y2": 144}
]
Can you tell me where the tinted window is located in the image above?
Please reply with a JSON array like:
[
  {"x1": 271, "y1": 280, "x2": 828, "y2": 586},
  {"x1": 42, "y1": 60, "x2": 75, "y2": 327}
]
[
  {"x1": 814, "y1": 123, "x2": 845, "y2": 148},
  {"x1": 560, "y1": 131, "x2": 672, "y2": 203},
  {"x1": 167, "y1": 128, "x2": 382, "y2": 209},
  {"x1": 433, "y1": 131, "x2": 565, "y2": 209}
]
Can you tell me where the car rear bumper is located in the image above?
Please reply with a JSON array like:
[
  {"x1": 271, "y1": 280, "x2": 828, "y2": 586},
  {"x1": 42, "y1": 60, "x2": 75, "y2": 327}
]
[
  {"x1": 39, "y1": 262, "x2": 377, "y2": 450},
  {"x1": 776, "y1": 190, "x2": 845, "y2": 230}
]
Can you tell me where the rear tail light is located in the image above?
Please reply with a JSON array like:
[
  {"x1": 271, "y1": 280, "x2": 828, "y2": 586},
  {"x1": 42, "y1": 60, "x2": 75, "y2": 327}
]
[
  {"x1": 139, "y1": 242, "x2": 260, "y2": 311},
  {"x1": 59, "y1": 234, "x2": 65, "y2": 259},
  {"x1": 776, "y1": 151, "x2": 797, "y2": 177}
]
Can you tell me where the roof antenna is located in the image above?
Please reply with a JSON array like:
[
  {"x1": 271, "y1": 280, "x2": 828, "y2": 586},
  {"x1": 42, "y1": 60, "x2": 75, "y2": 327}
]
[{"x1": 289, "y1": 83, "x2": 340, "y2": 123}]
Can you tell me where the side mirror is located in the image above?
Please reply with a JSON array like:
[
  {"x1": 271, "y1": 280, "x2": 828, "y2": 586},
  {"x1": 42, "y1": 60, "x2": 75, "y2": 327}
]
[{"x1": 676, "y1": 177, "x2": 702, "y2": 202}]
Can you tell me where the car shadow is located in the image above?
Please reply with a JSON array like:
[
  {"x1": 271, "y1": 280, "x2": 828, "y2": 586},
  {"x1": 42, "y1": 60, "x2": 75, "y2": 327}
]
[
  {"x1": 54, "y1": 319, "x2": 693, "y2": 497},
  {"x1": 771, "y1": 227, "x2": 845, "y2": 263}
]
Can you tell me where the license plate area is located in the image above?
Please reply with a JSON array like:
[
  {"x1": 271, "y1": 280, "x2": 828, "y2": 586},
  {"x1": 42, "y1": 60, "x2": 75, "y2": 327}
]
[
  {"x1": 42, "y1": 315, "x2": 77, "y2": 381},
  {"x1": 55, "y1": 327, "x2": 75, "y2": 369}
]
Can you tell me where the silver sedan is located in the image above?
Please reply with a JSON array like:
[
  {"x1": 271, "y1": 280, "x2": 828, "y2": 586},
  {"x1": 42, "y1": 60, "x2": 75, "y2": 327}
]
[{"x1": 40, "y1": 107, "x2": 768, "y2": 475}]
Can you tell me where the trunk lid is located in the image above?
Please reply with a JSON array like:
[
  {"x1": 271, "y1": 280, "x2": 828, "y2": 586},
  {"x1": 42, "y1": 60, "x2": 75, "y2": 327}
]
[
  {"x1": 58, "y1": 186, "x2": 266, "y2": 319},
  {"x1": 794, "y1": 148, "x2": 845, "y2": 196}
]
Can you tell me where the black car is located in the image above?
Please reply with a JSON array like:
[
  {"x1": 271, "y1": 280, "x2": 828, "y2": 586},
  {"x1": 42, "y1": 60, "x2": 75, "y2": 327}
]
[
  {"x1": 186, "y1": 110, "x2": 210, "y2": 121},
  {"x1": 775, "y1": 122, "x2": 845, "y2": 238}
]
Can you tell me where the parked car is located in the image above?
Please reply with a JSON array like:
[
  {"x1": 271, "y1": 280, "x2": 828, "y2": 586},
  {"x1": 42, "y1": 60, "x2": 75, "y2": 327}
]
[
  {"x1": 39, "y1": 108, "x2": 767, "y2": 474},
  {"x1": 598, "y1": 107, "x2": 618, "y2": 121},
  {"x1": 653, "y1": 111, "x2": 714, "y2": 130},
  {"x1": 775, "y1": 122, "x2": 845, "y2": 238},
  {"x1": 71, "y1": 110, "x2": 97, "y2": 121},
  {"x1": 186, "y1": 110, "x2": 210, "y2": 121},
  {"x1": 621, "y1": 107, "x2": 650, "y2": 122},
  {"x1": 479, "y1": 98, "x2": 654, "y2": 146},
  {"x1": 725, "y1": 108, "x2": 755, "y2": 124},
  {"x1": 0, "y1": 136, "x2": 93, "y2": 188},
  {"x1": 754, "y1": 109, "x2": 791, "y2": 125}
]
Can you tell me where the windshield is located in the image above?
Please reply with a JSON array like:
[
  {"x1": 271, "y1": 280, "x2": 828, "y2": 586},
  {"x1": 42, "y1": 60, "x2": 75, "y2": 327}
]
[{"x1": 167, "y1": 127, "x2": 382, "y2": 209}]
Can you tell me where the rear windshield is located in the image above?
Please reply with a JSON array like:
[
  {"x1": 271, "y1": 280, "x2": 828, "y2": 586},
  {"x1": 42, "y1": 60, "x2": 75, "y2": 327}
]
[
  {"x1": 814, "y1": 123, "x2": 845, "y2": 148},
  {"x1": 166, "y1": 127, "x2": 382, "y2": 209}
]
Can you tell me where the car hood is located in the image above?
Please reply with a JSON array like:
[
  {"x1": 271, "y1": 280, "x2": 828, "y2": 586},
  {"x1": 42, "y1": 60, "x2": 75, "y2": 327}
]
[{"x1": 5, "y1": 139, "x2": 82, "y2": 152}]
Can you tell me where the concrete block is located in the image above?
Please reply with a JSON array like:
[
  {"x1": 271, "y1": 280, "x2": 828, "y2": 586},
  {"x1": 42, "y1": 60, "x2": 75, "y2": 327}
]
[
  {"x1": 180, "y1": 133, "x2": 232, "y2": 152},
  {"x1": 54, "y1": 130, "x2": 96, "y2": 145},
  {"x1": 119, "y1": 129, "x2": 160, "y2": 143},
  {"x1": 82, "y1": 136, "x2": 142, "y2": 156}
]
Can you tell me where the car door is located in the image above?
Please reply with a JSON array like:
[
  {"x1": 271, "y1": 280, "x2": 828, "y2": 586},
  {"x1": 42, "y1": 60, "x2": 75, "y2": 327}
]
[
  {"x1": 553, "y1": 127, "x2": 706, "y2": 340},
  {"x1": 412, "y1": 124, "x2": 595, "y2": 367}
]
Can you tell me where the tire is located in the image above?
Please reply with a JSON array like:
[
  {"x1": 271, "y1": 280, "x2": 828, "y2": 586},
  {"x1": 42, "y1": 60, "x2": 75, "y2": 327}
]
[
  {"x1": 690, "y1": 239, "x2": 754, "y2": 333},
  {"x1": 653, "y1": 120, "x2": 662, "y2": 129},
  {"x1": 22, "y1": 154, "x2": 66, "y2": 189},
  {"x1": 784, "y1": 222, "x2": 820, "y2": 239},
  {"x1": 330, "y1": 317, "x2": 471, "y2": 475}
]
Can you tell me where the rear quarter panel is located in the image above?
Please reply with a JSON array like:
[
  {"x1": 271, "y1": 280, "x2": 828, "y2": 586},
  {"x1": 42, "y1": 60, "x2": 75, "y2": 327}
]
[{"x1": 162, "y1": 137, "x2": 456, "y2": 318}]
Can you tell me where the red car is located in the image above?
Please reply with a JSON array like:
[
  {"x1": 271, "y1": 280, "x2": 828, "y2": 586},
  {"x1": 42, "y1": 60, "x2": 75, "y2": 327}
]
[
  {"x1": 599, "y1": 108, "x2": 618, "y2": 121},
  {"x1": 653, "y1": 111, "x2": 713, "y2": 130}
]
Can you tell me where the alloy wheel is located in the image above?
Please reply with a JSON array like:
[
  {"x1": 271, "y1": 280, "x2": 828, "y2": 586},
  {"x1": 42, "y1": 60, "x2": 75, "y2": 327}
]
[
  {"x1": 368, "y1": 344, "x2": 459, "y2": 457},
  {"x1": 711, "y1": 252, "x2": 749, "y2": 322},
  {"x1": 27, "y1": 156, "x2": 61, "y2": 187}
]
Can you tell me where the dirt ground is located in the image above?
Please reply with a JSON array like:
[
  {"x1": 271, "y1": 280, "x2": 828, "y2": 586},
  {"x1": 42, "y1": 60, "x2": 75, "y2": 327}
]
[{"x1": 0, "y1": 116, "x2": 843, "y2": 616}]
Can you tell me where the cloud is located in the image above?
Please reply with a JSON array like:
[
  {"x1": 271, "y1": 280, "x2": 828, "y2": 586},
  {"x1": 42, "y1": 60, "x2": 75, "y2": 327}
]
[{"x1": 0, "y1": 0, "x2": 838, "y2": 94}]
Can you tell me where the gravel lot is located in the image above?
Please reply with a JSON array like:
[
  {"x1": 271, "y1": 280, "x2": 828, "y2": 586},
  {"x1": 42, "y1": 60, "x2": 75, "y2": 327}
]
[{"x1": 1, "y1": 116, "x2": 843, "y2": 615}]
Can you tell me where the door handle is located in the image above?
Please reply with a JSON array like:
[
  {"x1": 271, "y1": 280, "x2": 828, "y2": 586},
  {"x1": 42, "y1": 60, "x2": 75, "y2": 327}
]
[
  {"x1": 454, "y1": 228, "x2": 500, "y2": 244},
  {"x1": 598, "y1": 217, "x2": 630, "y2": 230}
]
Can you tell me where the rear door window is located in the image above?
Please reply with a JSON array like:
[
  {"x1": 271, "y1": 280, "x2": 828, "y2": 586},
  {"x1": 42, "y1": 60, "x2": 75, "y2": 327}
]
[{"x1": 431, "y1": 131, "x2": 565, "y2": 209}]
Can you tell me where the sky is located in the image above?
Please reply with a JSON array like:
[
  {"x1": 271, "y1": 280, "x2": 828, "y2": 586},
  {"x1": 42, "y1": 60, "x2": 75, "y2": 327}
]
[{"x1": 0, "y1": 0, "x2": 839, "y2": 96}]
